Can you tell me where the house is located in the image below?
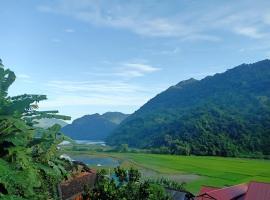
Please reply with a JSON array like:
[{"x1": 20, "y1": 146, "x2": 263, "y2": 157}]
[{"x1": 196, "y1": 181, "x2": 270, "y2": 200}]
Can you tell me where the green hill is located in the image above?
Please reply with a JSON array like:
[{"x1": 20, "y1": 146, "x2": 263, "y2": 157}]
[
  {"x1": 34, "y1": 118, "x2": 68, "y2": 129},
  {"x1": 62, "y1": 112, "x2": 129, "y2": 140},
  {"x1": 107, "y1": 60, "x2": 270, "y2": 157}
]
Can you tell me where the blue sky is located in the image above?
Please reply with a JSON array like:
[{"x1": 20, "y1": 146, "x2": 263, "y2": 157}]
[{"x1": 1, "y1": 0, "x2": 270, "y2": 120}]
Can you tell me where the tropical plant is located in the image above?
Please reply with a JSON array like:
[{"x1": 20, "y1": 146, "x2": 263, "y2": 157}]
[
  {"x1": 84, "y1": 167, "x2": 172, "y2": 200},
  {"x1": 0, "y1": 60, "x2": 71, "y2": 199}
]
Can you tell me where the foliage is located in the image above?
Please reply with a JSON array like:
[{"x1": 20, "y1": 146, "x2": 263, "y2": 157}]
[
  {"x1": 107, "y1": 60, "x2": 270, "y2": 157},
  {"x1": 0, "y1": 61, "x2": 71, "y2": 199},
  {"x1": 116, "y1": 144, "x2": 129, "y2": 153},
  {"x1": 149, "y1": 178, "x2": 186, "y2": 191},
  {"x1": 83, "y1": 167, "x2": 172, "y2": 200},
  {"x1": 111, "y1": 153, "x2": 270, "y2": 193}
]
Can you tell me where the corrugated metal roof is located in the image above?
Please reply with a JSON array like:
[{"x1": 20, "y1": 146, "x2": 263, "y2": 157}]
[{"x1": 244, "y1": 181, "x2": 270, "y2": 200}]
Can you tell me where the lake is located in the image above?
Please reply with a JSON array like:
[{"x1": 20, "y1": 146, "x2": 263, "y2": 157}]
[
  {"x1": 59, "y1": 140, "x2": 106, "y2": 146},
  {"x1": 69, "y1": 154, "x2": 119, "y2": 168}
]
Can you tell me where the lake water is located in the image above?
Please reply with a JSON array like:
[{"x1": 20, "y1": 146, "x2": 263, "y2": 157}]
[
  {"x1": 70, "y1": 155, "x2": 119, "y2": 168},
  {"x1": 59, "y1": 140, "x2": 106, "y2": 146},
  {"x1": 60, "y1": 140, "x2": 115, "y2": 167},
  {"x1": 75, "y1": 140, "x2": 106, "y2": 145}
]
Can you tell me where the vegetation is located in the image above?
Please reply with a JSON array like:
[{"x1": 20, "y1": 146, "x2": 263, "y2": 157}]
[
  {"x1": 61, "y1": 137, "x2": 270, "y2": 194},
  {"x1": 82, "y1": 167, "x2": 172, "y2": 200},
  {"x1": 0, "y1": 60, "x2": 71, "y2": 199},
  {"x1": 105, "y1": 152, "x2": 270, "y2": 192},
  {"x1": 107, "y1": 60, "x2": 270, "y2": 157},
  {"x1": 62, "y1": 112, "x2": 129, "y2": 140}
]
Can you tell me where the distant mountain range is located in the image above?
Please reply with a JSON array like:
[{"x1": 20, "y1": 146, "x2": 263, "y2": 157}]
[
  {"x1": 61, "y1": 112, "x2": 129, "y2": 140},
  {"x1": 107, "y1": 60, "x2": 270, "y2": 156},
  {"x1": 35, "y1": 118, "x2": 68, "y2": 129}
]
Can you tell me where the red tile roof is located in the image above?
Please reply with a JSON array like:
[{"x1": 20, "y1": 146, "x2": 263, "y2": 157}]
[
  {"x1": 197, "y1": 181, "x2": 270, "y2": 200},
  {"x1": 244, "y1": 181, "x2": 270, "y2": 200},
  {"x1": 207, "y1": 184, "x2": 248, "y2": 200},
  {"x1": 199, "y1": 186, "x2": 220, "y2": 194},
  {"x1": 197, "y1": 186, "x2": 220, "y2": 200},
  {"x1": 197, "y1": 184, "x2": 248, "y2": 200}
]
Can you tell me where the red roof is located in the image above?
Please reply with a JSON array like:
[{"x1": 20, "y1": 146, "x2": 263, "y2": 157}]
[
  {"x1": 244, "y1": 181, "x2": 270, "y2": 200},
  {"x1": 207, "y1": 184, "x2": 248, "y2": 200},
  {"x1": 197, "y1": 181, "x2": 270, "y2": 200},
  {"x1": 197, "y1": 184, "x2": 248, "y2": 200},
  {"x1": 199, "y1": 186, "x2": 220, "y2": 194},
  {"x1": 197, "y1": 186, "x2": 220, "y2": 200}
]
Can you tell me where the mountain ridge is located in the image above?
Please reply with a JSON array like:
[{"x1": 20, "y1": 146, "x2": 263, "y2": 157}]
[
  {"x1": 61, "y1": 112, "x2": 129, "y2": 140},
  {"x1": 107, "y1": 59, "x2": 270, "y2": 156}
]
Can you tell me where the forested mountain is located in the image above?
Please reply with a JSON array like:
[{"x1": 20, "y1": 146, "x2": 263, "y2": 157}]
[
  {"x1": 62, "y1": 112, "x2": 129, "y2": 140},
  {"x1": 35, "y1": 118, "x2": 68, "y2": 129},
  {"x1": 107, "y1": 60, "x2": 270, "y2": 157}
]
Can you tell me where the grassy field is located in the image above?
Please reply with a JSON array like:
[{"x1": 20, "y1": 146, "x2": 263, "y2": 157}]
[
  {"x1": 62, "y1": 144, "x2": 270, "y2": 193},
  {"x1": 83, "y1": 152, "x2": 270, "y2": 193}
]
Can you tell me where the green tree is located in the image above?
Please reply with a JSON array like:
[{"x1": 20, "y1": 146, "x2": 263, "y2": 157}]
[
  {"x1": 0, "y1": 60, "x2": 71, "y2": 199},
  {"x1": 87, "y1": 167, "x2": 171, "y2": 200}
]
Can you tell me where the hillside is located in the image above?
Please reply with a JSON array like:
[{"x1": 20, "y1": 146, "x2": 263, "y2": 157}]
[
  {"x1": 107, "y1": 60, "x2": 270, "y2": 156},
  {"x1": 35, "y1": 118, "x2": 68, "y2": 129},
  {"x1": 62, "y1": 112, "x2": 129, "y2": 140}
]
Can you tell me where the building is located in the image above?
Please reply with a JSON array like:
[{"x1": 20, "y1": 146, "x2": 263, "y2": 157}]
[{"x1": 196, "y1": 181, "x2": 270, "y2": 200}]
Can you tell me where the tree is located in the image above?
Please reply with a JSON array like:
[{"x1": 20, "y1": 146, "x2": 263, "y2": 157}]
[
  {"x1": 0, "y1": 60, "x2": 71, "y2": 199},
  {"x1": 86, "y1": 167, "x2": 172, "y2": 200}
]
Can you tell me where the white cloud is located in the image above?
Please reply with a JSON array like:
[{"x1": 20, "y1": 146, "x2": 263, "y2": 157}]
[
  {"x1": 233, "y1": 27, "x2": 265, "y2": 39},
  {"x1": 123, "y1": 63, "x2": 160, "y2": 73},
  {"x1": 37, "y1": 0, "x2": 270, "y2": 40},
  {"x1": 86, "y1": 61, "x2": 161, "y2": 79}
]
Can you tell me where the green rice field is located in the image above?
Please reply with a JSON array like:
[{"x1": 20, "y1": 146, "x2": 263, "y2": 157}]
[{"x1": 92, "y1": 152, "x2": 270, "y2": 193}]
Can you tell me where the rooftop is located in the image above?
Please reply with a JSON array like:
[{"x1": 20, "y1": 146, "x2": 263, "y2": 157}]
[{"x1": 197, "y1": 181, "x2": 270, "y2": 200}]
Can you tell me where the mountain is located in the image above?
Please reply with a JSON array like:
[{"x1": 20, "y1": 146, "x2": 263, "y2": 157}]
[
  {"x1": 35, "y1": 118, "x2": 68, "y2": 129},
  {"x1": 107, "y1": 60, "x2": 270, "y2": 156},
  {"x1": 102, "y1": 112, "x2": 130, "y2": 124},
  {"x1": 61, "y1": 112, "x2": 129, "y2": 140}
]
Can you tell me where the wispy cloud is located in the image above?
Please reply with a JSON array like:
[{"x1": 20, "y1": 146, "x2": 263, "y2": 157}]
[
  {"x1": 233, "y1": 27, "x2": 265, "y2": 39},
  {"x1": 122, "y1": 63, "x2": 160, "y2": 73},
  {"x1": 46, "y1": 80, "x2": 149, "y2": 93},
  {"x1": 114, "y1": 63, "x2": 161, "y2": 78},
  {"x1": 144, "y1": 47, "x2": 180, "y2": 55},
  {"x1": 64, "y1": 28, "x2": 75, "y2": 33},
  {"x1": 16, "y1": 73, "x2": 33, "y2": 83},
  {"x1": 40, "y1": 94, "x2": 148, "y2": 108},
  {"x1": 40, "y1": 58, "x2": 164, "y2": 109},
  {"x1": 86, "y1": 61, "x2": 161, "y2": 79},
  {"x1": 40, "y1": 79, "x2": 165, "y2": 109},
  {"x1": 51, "y1": 38, "x2": 61, "y2": 43},
  {"x1": 37, "y1": 0, "x2": 270, "y2": 40},
  {"x1": 17, "y1": 74, "x2": 31, "y2": 79}
]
